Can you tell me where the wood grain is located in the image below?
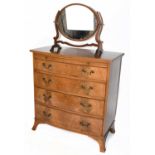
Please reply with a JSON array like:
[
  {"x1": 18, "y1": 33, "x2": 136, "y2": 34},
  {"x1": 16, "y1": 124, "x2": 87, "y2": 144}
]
[
  {"x1": 34, "y1": 58, "x2": 107, "y2": 81},
  {"x1": 35, "y1": 104, "x2": 103, "y2": 136},
  {"x1": 33, "y1": 52, "x2": 108, "y2": 67},
  {"x1": 35, "y1": 87, "x2": 105, "y2": 117},
  {"x1": 34, "y1": 72, "x2": 106, "y2": 99}
]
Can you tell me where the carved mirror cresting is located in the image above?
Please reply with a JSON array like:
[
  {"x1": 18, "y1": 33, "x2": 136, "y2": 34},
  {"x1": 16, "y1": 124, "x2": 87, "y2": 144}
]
[{"x1": 50, "y1": 3, "x2": 104, "y2": 57}]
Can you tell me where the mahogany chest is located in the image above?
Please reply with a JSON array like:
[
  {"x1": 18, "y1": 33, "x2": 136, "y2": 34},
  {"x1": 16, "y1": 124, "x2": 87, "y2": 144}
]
[{"x1": 30, "y1": 46, "x2": 124, "y2": 152}]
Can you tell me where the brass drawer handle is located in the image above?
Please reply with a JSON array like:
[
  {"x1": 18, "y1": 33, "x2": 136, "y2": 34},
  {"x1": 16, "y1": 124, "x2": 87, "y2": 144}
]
[
  {"x1": 80, "y1": 121, "x2": 90, "y2": 128},
  {"x1": 43, "y1": 94, "x2": 52, "y2": 102},
  {"x1": 42, "y1": 77, "x2": 52, "y2": 84},
  {"x1": 81, "y1": 85, "x2": 93, "y2": 90},
  {"x1": 81, "y1": 85, "x2": 85, "y2": 89},
  {"x1": 80, "y1": 102, "x2": 92, "y2": 113},
  {"x1": 90, "y1": 70, "x2": 95, "y2": 74},
  {"x1": 43, "y1": 111, "x2": 51, "y2": 118},
  {"x1": 80, "y1": 102, "x2": 92, "y2": 108},
  {"x1": 81, "y1": 69, "x2": 87, "y2": 73},
  {"x1": 81, "y1": 68, "x2": 95, "y2": 75},
  {"x1": 81, "y1": 84, "x2": 93, "y2": 95},
  {"x1": 42, "y1": 63, "x2": 52, "y2": 69}
]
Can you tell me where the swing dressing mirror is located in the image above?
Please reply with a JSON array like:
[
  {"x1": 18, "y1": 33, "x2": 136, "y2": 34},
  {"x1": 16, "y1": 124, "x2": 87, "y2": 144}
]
[{"x1": 50, "y1": 3, "x2": 104, "y2": 57}]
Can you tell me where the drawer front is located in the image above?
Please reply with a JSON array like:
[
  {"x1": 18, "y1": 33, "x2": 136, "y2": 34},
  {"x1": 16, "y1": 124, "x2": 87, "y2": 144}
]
[
  {"x1": 35, "y1": 104, "x2": 103, "y2": 136},
  {"x1": 34, "y1": 72, "x2": 106, "y2": 99},
  {"x1": 35, "y1": 87, "x2": 104, "y2": 117},
  {"x1": 34, "y1": 59, "x2": 107, "y2": 81},
  {"x1": 33, "y1": 52, "x2": 108, "y2": 67}
]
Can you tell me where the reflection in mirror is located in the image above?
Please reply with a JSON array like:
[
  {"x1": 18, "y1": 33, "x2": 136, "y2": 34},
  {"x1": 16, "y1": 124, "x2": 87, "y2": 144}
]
[
  {"x1": 66, "y1": 6, "x2": 94, "y2": 30},
  {"x1": 58, "y1": 5, "x2": 97, "y2": 40}
]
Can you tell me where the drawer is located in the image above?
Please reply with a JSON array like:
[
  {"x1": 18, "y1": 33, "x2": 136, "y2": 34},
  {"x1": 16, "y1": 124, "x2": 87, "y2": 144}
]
[
  {"x1": 33, "y1": 52, "x2": 109, "y2": 67},
  {"x1": 35, "y1": 104, "x2": 103, "y2": 136},
  {"x1": 35, "y1": 87, "x2": 104, "y2": 117},
  {"x1": 34, "y1": 59, "x2": 107, "y2": 81},
  {"x1": 34, "y1": 72, "x2": 106, "y2": 99}
]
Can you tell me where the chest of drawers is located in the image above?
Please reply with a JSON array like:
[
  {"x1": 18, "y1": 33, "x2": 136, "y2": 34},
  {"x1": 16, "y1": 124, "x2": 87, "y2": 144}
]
[{"x1": 30, "y1": 46, "x2": 124, "y2": 152}]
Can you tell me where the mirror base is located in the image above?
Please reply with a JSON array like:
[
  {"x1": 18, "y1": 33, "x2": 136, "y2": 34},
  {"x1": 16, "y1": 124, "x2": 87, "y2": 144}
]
[
  {"x1": 95, "y1": 48, "x2": 103, "y2": 58},
  {"x1": 50, "y1": 44, "x2": 62, "y2": 53}
]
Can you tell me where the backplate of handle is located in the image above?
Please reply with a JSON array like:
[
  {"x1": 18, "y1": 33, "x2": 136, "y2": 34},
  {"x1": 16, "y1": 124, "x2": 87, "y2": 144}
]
[
  {"x1": 81, "y1": 84, "x2": 93, "y2": 90},
  {"x1": 81, "y1": 84, "x2": 93, "y2": 95},
  {"x1": 42, "y1": 77, "x2": 52, "y2": 84},
  {"x1": 43, "y1": 111, "x2": 52, "y2": 118},
  {"x1": 42, "y1": 62, "x2": 52, "y2": 69},
  {"x1": 80, "y1": 102, "x2": 92, "y2": 113},
  {"x1": 81, "y1": 68, "x2": 95, "y2": 75},
  {"x1": 80, "y1": 121, "x2": 90, "y2": 127},
  {"x1": 80, "y1": 102, "x2": 92, "y2": 108},
  {"x1": 43, "y1": 94, "x2": 52, "y2": 102}
]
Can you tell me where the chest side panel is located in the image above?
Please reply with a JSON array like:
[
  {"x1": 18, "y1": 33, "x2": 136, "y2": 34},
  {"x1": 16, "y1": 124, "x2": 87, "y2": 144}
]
[{"x1": 103, "y1": 56, "x2": 123, "y2": 135}]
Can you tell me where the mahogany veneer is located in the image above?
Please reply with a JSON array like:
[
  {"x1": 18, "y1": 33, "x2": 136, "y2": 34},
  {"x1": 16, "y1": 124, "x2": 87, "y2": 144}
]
[{"x1": 30, "y1": 46, "x2": 124, "y2": 152}]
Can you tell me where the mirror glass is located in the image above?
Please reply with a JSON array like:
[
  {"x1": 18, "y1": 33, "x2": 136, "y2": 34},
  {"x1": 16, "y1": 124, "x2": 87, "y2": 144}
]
[{"x1": 57, "y1": 5, "x2": 97, "y2": 41}]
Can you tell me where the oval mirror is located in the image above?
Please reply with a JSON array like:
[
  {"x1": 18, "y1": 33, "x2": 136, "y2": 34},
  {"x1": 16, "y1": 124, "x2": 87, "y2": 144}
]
[
  {"x1": 50, "y1": 3, "x2": 104, "y2": 58},
  {"x1": 57, "y1": 4, "x2": 98, "y2": 41}
]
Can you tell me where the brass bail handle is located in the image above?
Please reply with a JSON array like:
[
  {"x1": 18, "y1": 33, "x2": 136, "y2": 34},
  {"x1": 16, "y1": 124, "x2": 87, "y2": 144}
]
[
  {"x1": 81, "y1": 84, "x2": 93, "y2": 91},
  {"x1": 81, "y1": 68, "x2": 95, "y2": 75},
  {"x1": 42, "y1": 77, "x2": 52, "y2": 84},
  {"x1": 42, "y1": 62, "x2": 52, "y2": 69},
  {"x1": 43, "y1": 93, "x2": 52, "y2": 102},
  {"x1": 80, "y1": 121, "x2": 90, "y2": 128},
  {"x1": 43, "y1": 111, "x2": 52, "y2": 118},
  {"x1": 80, "y1": 101, "x2": 92, "y2": 113}
]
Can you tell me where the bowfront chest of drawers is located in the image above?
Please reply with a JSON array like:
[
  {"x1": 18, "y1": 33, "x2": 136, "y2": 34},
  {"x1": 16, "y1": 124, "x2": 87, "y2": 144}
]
[{"x1": 30, "y1": 46, "x2": 124, "y2": 152}]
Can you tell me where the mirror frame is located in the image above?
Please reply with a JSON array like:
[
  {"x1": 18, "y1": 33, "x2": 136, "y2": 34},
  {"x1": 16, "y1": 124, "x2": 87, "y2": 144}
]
[
  {"x1": 57, "y1": 4, "x2": 98, "y2": 41},
  {"x1": 50, "y1": 3, "x2": 104, "y2": 58}
]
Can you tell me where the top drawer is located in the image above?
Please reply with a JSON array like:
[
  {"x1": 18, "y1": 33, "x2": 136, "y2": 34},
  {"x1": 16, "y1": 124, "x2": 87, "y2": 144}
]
[{"x1": 34, "y1": 59, "x2": 108, "y2": 82}]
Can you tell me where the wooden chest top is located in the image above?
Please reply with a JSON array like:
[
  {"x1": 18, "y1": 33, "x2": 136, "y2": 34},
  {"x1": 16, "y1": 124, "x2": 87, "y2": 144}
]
[{"x1": 30, "y1": 46, "x2": 124, "y2": 63}]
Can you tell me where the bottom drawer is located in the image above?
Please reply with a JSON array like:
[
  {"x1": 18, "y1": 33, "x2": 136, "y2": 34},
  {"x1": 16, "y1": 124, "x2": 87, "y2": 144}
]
[{"x1": 35, "y1": 104, "x2": 103, "y2": 136}]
